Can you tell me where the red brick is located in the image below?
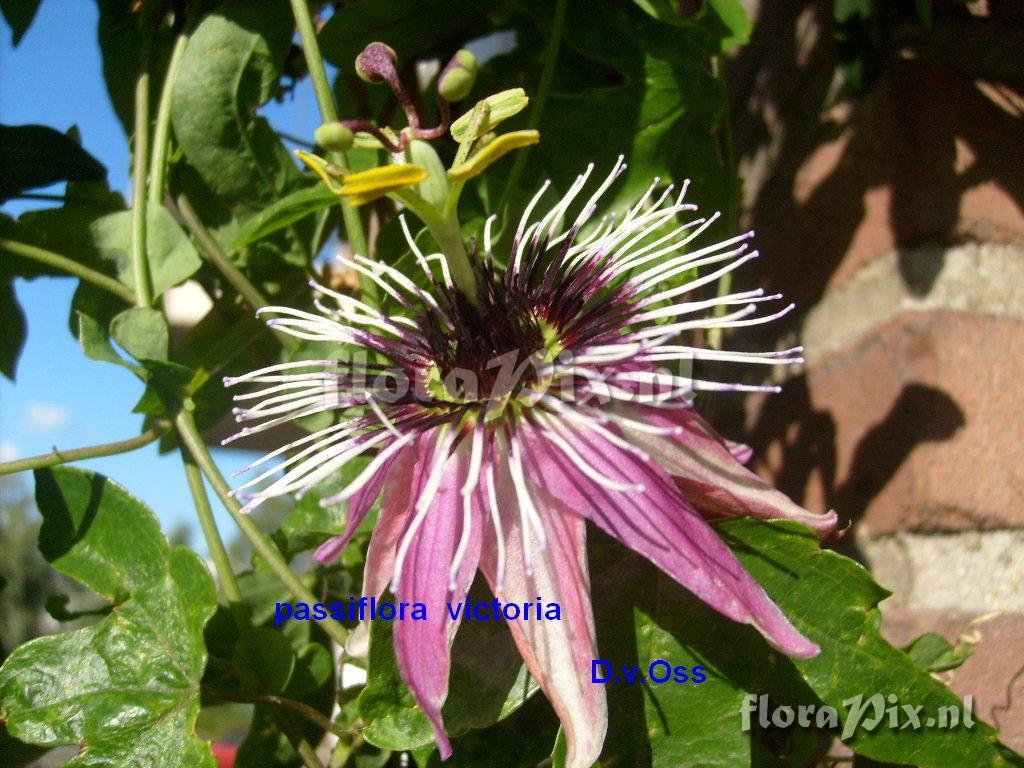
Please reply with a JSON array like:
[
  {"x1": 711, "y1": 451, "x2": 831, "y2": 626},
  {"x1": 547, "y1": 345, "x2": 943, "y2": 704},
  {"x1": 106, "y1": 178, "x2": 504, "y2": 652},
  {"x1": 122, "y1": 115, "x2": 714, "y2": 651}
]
[
  {"x1": 881, "y1": 608, "x2": 1024, "y2": 754},
  {"x1": 746, "y1": 310, "x2": 1024, "y2": 534}
]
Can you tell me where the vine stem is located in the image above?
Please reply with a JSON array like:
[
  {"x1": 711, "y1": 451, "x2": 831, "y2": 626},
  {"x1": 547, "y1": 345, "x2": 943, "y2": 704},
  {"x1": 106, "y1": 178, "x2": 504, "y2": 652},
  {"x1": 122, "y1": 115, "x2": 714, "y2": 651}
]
[
  {"x1": 148, "y1": 27, "x2": 191, "y2": 206},
  {"x1": 0, "y1": 239, "x2": 135, "y2": 304},
  {"x1": 181, "y1": 449, "x2": 253, "y2": 633},
  {"x1": 0, "y1": 423, "x2": 170, "y2": 477},
  {"x1": 183, "y1": 452, "x2": 326, "y2": 768},
  {"x1": 174, "y1": 409, "x2": 349, "y2": 646},
  {"x1": 130, "y1": 11, "x2": 154, "y2": 307},
  {"x1": 176, "y1": 195, "x2": 299, "y2": 352},
  {"x1": 204, "y1": 688, "x2": 353, "y2": 739},
  {"x1": 499, "y1": 0, "x2": 568, "y2": 215},
  {"x1": 287, "y1": 0, "x2": 377, "y2": 304}
]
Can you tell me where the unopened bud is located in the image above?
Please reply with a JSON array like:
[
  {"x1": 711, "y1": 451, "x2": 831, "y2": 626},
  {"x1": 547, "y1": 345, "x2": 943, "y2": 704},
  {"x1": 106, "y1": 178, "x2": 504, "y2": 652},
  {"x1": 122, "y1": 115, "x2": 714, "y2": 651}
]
[
  {"x1": 438, "y1": 49, "x2": 478, "y2": 102},
  {"x1": 314, "y1": 122, "x2": 354, "y2": 152},
  {"x1": 355, "y1": 42, "x2": 398, "y2": 84}
]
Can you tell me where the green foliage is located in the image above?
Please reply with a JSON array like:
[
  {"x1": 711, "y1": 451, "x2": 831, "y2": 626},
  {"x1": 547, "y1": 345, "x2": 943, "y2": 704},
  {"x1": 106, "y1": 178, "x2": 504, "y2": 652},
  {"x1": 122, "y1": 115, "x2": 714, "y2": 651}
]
[
  {"x1": 0, "y1": 280, "x2": 26, "y2": 380},
  {"x1": 0, "y1": 468, "x2": 217, "y2": 767},
  {"x1": 2, "y1": 2, "x2": 1022, "y2": 767},
  {"x1": 0, "y1": 0, "x2": 42, "y2": 46},
  {"x1": 171, "y1": 0, "x2": 304, "y2": 216},
  {"x1": 0, "y1": 124, "x2": 106, "y2": 201}
]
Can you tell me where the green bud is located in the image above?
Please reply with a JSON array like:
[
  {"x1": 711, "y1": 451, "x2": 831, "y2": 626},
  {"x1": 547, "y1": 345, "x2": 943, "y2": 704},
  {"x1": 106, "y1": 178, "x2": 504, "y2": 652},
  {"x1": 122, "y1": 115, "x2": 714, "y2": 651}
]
[
  {"x1": 314, "y1": 122, "x2": 354, "y2": 152},
  {"x1": 450, "y1": 88, "x2": 529, "y2": 143},
  {"x1": 438, "y1": 49, "x2": 478, "y2": 102}
]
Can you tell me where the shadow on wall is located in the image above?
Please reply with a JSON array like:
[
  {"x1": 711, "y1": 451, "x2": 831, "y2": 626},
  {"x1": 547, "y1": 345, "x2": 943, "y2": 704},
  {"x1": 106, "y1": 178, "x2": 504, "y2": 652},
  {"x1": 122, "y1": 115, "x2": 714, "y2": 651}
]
[
  {"x1": 747, "y1": 379, "x2": 965, "y2": 561},
  {"x1": 729, "y1": 2, "x2": 1024, "y2": 307}
]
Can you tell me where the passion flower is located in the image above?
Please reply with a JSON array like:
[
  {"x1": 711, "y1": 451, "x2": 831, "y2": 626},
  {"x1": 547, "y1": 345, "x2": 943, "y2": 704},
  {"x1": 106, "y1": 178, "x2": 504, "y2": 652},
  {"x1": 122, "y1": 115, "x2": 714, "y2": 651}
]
[{"x1": 226, "y1": 159, "x2": 837, "y2": 767}]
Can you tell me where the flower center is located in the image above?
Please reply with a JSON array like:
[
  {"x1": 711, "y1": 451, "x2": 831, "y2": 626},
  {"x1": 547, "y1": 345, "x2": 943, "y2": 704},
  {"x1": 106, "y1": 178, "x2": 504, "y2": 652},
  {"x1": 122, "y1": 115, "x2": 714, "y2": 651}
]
[{"x1": 426, "y1": 288, "x2": 559, "y2": 404}]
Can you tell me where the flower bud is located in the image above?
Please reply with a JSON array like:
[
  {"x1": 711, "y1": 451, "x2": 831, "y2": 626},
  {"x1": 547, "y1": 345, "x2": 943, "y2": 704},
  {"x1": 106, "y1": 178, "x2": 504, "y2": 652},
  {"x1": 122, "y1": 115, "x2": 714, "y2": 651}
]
[
  {"x1": 438, "y1": 49, "x2": 478, "y2": 102},
  {"x1": 355, "y1": 42, "x2": 398, "y2": 84},
  {"x1": 314, "y1": 122, "x2": 354, "y2": 152}
]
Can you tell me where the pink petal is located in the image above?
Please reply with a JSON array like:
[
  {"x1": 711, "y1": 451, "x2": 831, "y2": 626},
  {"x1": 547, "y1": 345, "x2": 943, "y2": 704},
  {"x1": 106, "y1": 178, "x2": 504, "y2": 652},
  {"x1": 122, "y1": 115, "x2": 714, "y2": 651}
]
[
  {"x1": 726, "y1": 439, "x2": 754, "y2": 465},
  {"x1": 478, "y1": 456, "x2": 607, "y2": 768},
  {"x1": 520, "y1": 419, "x2": 819, "y2": 659},
  {"x1": 618, "y1": 405, "x2": 838, "y2": 539},
  {"x1": 393, "y1": 436, "x2": 481, "y2": 760},
  {"x1": 313, "y1": 445, "x2": 407, "y2": 564},
  {"x1": 346, "y1": 434, "x2": 430, "y2": 657}
]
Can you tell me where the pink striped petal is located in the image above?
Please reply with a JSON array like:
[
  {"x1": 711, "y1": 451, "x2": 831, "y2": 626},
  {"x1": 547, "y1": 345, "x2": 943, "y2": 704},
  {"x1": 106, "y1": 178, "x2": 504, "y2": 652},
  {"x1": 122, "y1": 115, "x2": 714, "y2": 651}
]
[
  {"x1": 346, "y1": 434, "x2": 430, "y2": 657},
  {"x1": 393, "y1": 438, "x2": 481, "y2": 759},
  {"x1": 520, "y1": 419, "x2": 819, "y2": 659},
  {"x1": 313, "y1": 445, "x2": 407, "y2": 564},
  {"x1": 478, "y1": 457, "x2": 607, "y2": 768},
  {"x1": 619, "y1": 405, "x2": 838, "y2": 539}
]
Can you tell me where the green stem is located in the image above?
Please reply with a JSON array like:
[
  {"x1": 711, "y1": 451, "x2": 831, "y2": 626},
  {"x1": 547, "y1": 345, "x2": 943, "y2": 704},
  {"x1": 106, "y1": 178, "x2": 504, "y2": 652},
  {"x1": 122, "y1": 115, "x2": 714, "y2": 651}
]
[
  {"x1": 181, "y1": 449, "x2": 253, "y2": 632},
  {"x1": 287, "y1": 0, "x2": 376, "y2": 304},
  {"x1": 177, "y1": 195, "x2": 269, "y2": 309},
  {"x1": 0, "y1": 423, "x2": 170, "y2": 477},
  {"x1": 176, "y1": 195, "x2": 298, "y2": 352},
  {"x1": 148, "y1": 28, "x2": 191, "y2": 206},
  {"x1": 131, "y1": 16, "x2": 154, "y2": 307},
  {"x1": 175, "y1": 410, "x2": 348, "y2": 646},
  {"x1": 204, "y1": 688, "x2": 353, "y2": 739},
  {"x1": 499, "y1": 0, "x2": 568, "y2": 214},
  {"x1": 392, "y1": 189, "x2": 477, "y2": 301},
  {"x1": 184, "y1": 454, "x2": 326, "y2": 768},
  {"x1": 0, "y1": 239, "x2": 135, "y2": 304}
]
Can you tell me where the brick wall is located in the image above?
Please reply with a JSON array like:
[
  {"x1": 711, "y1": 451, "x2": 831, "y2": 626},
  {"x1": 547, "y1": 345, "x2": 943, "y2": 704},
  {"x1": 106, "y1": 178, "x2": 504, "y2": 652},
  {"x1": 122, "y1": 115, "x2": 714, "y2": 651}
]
[{"x1": 728, "y1": 1, "x2": 1024, "y2": 751}]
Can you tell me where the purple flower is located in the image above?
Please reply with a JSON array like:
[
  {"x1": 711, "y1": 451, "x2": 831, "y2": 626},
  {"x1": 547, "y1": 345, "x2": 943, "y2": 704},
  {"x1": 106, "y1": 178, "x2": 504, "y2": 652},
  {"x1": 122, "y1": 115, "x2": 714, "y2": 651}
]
[{"x1": 226, "y1": 159, "x2": 837, "y2": 766}]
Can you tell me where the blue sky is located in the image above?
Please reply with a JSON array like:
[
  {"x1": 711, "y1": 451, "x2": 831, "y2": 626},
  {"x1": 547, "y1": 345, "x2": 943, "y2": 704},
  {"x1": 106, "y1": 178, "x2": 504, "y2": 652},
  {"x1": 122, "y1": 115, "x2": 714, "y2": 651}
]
[{"x1": 1, "y1": 3, "x2": 324, "y2": 548}]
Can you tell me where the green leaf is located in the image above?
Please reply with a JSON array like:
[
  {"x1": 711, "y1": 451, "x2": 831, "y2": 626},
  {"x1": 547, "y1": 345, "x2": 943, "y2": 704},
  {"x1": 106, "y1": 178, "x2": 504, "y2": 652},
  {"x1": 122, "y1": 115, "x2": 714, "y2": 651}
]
[
  {"x1": 360, "y1": 579, "x2": 540, "y2": 753},
  {"x1": 0, "y1": 281, "x2": 26, "y2": 381},
  {"x1": 632, "y1": 0, "x2": 752, "y2": 52},
  {"x1": 15, "y1": 179, "x2": 126, "y2": 279},
  {"x1": 359, "y1": 617, "x2": 436, "y2": 752},
  {"x1": 131, "y1": 359, "x2": 195, "y2": 417},
  {"x1": 0, "y1": 124, "x2": 106, "y2": 201},
  {"x1": 585, "y1": 529, "x2": 754, "y2": 767},
  {"x1": 171, "y1": 0, "x2": 304, "y2": 215},
  {"x1": 77, "y1": 310, "x2": 142, "y2": 375},
  {"x1": 491, "y1": 0, "x2": 734, "y2": 256},
  {"x1": 0, "y1": 467, "x2": 217, "y2": 767},
  {"x1": 229, "y1": 184, "x2": 337, "y2": 250},
  {"x1": 232, "y1": 626, "x2": 296, "y2": 696},
  {"x1": 89, "y1": 206, "x2": 202, "y2": 300},
  {"x1": 111, "y1": 307, "x2": 170, "y2": 362},
  {"x1": 0, "y1": 0, "x2": 42, "y2": 46},
  {"x1": 726, "y1": 520, "x2": 1024, "y2": 768},
  {"x1": 901, "y1": 633, "x2": 974, "y2": 674}
]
